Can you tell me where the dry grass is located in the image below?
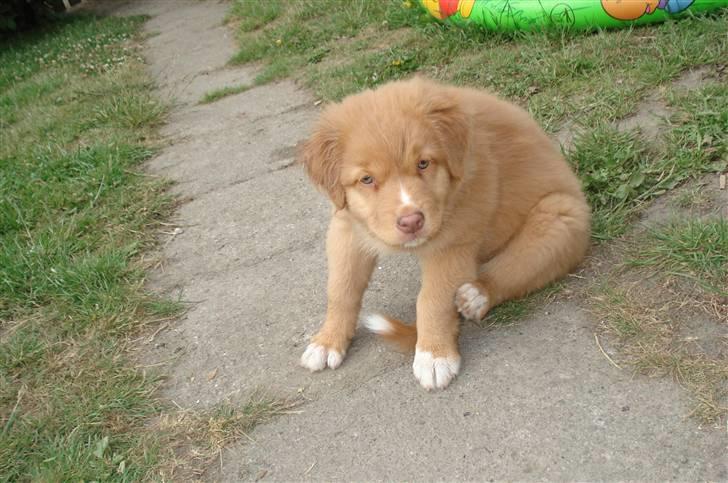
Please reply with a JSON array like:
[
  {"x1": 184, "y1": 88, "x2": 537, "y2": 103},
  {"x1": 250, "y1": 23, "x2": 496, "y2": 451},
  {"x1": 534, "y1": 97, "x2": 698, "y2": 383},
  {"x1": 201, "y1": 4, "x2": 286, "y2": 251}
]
[
  {"x1": 591, "y1": 283, "x2": 727, "y2": 424},
  {"x1": 152, "y1": 394, "x2": 303, "y2": 481}
]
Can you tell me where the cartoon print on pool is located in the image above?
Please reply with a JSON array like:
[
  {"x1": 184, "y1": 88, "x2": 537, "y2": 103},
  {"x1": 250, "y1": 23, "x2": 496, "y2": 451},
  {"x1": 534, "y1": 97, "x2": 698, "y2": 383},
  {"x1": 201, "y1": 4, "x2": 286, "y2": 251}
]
[
  {"x1": 601, "y1": 0, "x2": 695, "y2": 21},
  {"x1": 421, "y1": 0, "x2": 476, "y2": 19}
]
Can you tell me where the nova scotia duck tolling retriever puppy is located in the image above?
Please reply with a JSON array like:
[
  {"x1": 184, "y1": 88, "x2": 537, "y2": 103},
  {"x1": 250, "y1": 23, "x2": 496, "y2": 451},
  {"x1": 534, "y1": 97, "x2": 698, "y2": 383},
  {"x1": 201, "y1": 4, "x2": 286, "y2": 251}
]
[{"x1": 298, "y1": 77, "x2": 590, "y2": 390}]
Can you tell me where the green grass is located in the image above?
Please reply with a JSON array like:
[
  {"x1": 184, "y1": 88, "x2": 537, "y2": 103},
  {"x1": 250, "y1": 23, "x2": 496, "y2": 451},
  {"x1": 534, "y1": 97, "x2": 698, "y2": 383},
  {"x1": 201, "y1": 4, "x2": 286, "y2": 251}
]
[
  {"x1": 201, "y1": 83, "x2": 251, "y2": 103},
  {"x1": 200, "y1": 58, "x2": 298, "y2": 103},
  {"x1": 479, "y1": 299, "x2": 531, "y2": 327},
  {"x1": 0, "y1": 13, "x2": 298, "y2": 480},
  {"x1": 227, "y1": 0, "x2": 283, "y2": 33},
  {"x1": 629, "y1": 218, "x2": 728, "y2": 295},
  {"x1": 227, "y1": 0, "x2": 727, "y2": 240},
  {"x1": 568, "y1": 126, "x2": 657, "y2": 240},
  {"x1": 665, "y1": 82, "x2": 728, "y2": 175},
  {"x1": 0, "y1": 14, "x2": 177, "y2": 480},
  {"x1": 228, "y1": 0, "x2": 727, "y2": 119},
  {"x1": 475, "y1": 281, "x2": 565, "y2": 328},
  {"x1": 569, "y1": 79, "x2": 727, "y2": 239}
]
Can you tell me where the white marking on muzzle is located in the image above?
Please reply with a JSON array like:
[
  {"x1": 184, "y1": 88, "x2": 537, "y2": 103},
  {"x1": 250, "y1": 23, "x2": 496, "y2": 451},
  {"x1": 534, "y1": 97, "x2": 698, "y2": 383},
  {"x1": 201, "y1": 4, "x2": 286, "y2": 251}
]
[{"x1": 399, "y1": 183, "x2": 413, "y2": 206}]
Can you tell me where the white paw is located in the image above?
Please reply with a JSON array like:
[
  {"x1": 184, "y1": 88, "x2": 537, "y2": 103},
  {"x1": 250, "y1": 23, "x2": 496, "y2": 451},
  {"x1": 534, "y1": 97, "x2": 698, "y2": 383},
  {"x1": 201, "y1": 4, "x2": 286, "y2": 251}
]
[
  {"x1": 455, "y1": 282, "x2": 489, "y2": 321},
  {"x1": 412, "y1": 348, "x2": 461, "y2": 390},
  {"x1": 300, "y1": 343, "x2": 344, "y2": 371},
  {"x1": 362, "y1": 313, "x2": 393, "y2": 335}
]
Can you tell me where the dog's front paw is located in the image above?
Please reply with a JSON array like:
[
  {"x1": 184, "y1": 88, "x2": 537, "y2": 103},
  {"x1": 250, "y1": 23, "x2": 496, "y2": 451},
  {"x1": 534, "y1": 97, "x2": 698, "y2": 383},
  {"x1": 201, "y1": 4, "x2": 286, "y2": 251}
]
[
  {"x1": 300, "y1": 343, "x2": 345, "y2": 371},
  {"x1": 412, "y1": 348, "x2": 461, "y2": 390},
  {"x1": 455, "y1": 282, "x2": 490, "y2": 321}
]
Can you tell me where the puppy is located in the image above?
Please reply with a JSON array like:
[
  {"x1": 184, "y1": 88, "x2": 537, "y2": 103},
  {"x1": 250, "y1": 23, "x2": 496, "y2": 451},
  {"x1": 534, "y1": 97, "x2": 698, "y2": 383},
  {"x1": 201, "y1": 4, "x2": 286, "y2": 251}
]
[{"x1": 299, "y1": 77, "x2": 590, "y2": 390}]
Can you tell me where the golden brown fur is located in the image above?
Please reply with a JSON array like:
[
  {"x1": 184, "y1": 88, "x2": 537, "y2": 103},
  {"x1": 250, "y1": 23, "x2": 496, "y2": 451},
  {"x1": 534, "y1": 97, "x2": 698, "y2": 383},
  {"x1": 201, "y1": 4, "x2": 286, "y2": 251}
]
[{"x1": 299, "y1": 77, "x2": 590, "y2": 390}]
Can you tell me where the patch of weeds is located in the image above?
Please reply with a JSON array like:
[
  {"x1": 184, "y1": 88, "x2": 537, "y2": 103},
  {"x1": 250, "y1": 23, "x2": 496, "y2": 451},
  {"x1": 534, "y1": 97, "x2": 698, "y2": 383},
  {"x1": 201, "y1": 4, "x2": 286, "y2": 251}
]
[
  {"x1": 307, "y1": 45, "x2": 423, "y2": 100},
  {"x1": 154, "y1": 394, "x2": 302, "y2": 480},
  {"x1": 665, "y1": 82, "x2": 728, "y2": 176},
  {"x1": 671, "y1": 182, "x2": 713, "y2": 210},
  {"x1": 229, "y1": 0, "x2": 425, "y2": 78},
  {"x1": 88, "y1": 74, "x2": 167, "y2": 129},
  {"x1": 478, "y1": 281, "x2": 567, "y2": 328},
  {"x1": 569, "y1": 82, "x2": 726, "y2": 242},
  {"x1": 229, "y1": 35, "x2": 268, "y2": 65},
  {"x1": 629, "y1": 218, "x2": 727, "y2": 296},
  {"x1": 228, "y1": 0, "x2": 283, "y2": 33},
  {"x1": 592, "y1": 287, "x2": 648, "y2": 338},
  {"x1": 254, "y1": 56, "x2": 297, "y2": 85},
  {"x1": 481, "y1": 299, "x2": 531, "y2": 327},
  {"x1": 201, "y1": 83, "x2": 251, "y2": 104},
  {"x1": 202, "y1": 59, "x2": 296, "y2": 104},
  {"x1": 307, "y1": 46, "x2": 330, "y2": 64},
  {"x1": 568, "y1": 126, "x2": 662, "y2": 240},
  {"x1": 592, "y1": 285, "x2": 727, "y2": 423}
]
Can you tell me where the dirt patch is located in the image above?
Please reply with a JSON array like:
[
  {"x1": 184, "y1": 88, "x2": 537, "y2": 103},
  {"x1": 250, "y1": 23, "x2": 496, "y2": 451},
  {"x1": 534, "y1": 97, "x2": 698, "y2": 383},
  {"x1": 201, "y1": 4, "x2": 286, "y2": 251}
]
[
  {"x1": 639, "y1": 173, "x2": 728, "y2": 228},
  {"x1": 673, "y1": 64, "x2": 726, "y2": 90},
  {"x1": 554, "y1": 120, "x2": 578, "y2": 151},
  {"x1": 616, "y1": 92, "x2": 671, "y2": 140},
  {"x1": 677, "y1": 313, "x2": 728, "y2": 360}
]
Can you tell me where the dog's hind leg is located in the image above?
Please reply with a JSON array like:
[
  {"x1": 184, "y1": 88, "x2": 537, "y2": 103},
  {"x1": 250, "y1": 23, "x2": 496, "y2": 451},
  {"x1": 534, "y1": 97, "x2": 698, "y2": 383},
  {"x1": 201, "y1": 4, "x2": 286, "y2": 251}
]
[{"x1": 455, "y1": 192, "x2": 590, "y2": 321}]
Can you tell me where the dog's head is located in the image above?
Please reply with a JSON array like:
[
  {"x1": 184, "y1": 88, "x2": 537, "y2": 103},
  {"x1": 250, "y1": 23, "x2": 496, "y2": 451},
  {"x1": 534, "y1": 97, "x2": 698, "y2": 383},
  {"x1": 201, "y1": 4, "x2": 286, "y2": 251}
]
[{"x1": 300, "y1": 78, "x2": 468, "y2": 249}]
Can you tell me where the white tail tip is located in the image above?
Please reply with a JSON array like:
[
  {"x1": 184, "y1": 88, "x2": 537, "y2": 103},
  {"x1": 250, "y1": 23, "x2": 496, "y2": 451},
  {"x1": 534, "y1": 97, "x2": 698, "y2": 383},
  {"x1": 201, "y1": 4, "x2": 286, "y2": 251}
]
[{"x1": 362, "y1": 314, "x2": 393, "y2": 335}]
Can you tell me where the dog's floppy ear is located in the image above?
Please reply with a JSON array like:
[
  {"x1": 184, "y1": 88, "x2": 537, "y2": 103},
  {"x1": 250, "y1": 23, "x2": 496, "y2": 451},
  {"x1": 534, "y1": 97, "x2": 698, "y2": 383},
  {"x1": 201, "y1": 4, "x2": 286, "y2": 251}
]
[
  {"x1": 298, "y1": 118, "x2": 346, "y2": 209},
  {"x1": 425, "y1": 89, "x2": 468, "y2": 180}
]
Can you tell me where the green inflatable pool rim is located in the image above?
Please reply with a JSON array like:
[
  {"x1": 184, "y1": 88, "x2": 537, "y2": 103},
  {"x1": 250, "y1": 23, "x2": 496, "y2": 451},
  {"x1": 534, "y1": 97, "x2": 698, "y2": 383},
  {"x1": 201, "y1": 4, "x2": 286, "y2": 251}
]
[{"x1": 417, "y1": 0, "x2": 728, "y2": 32}]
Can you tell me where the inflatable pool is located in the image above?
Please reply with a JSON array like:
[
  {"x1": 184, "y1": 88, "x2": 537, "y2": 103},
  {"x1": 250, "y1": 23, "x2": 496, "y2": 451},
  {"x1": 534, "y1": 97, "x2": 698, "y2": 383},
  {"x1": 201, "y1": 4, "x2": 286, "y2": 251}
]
[{"x1": 419, "y1": 0, "x2": 728, "y2": 31}]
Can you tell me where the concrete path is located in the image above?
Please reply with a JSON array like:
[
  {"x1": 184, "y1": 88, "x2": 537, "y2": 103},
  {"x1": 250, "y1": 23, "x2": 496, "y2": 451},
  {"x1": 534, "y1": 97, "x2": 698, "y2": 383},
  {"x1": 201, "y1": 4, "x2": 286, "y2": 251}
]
[{"x1": 99, "y1": 1, "x2": 726, "y2": 480}]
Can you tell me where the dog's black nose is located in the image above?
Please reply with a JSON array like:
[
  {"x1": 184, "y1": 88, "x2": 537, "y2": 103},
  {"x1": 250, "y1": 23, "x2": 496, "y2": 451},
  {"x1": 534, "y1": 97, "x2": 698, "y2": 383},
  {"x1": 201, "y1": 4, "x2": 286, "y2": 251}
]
[{"x1": 396, "y1": 211, "x2": 424, "y2": 234}]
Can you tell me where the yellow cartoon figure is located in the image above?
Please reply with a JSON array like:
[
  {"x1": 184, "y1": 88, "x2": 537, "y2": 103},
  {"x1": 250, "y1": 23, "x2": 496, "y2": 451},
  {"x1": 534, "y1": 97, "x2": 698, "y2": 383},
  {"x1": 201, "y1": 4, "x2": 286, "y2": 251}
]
[{"x1": 421, "y1": 0, "x2": 475, "y2": 20}]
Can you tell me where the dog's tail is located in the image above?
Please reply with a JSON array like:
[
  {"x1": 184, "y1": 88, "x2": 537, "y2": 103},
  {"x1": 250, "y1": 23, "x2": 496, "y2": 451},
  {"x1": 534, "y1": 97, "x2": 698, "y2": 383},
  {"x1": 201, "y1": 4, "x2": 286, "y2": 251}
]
[{"x1": 362, "y1": 314, "x2": 416, "y2": 352}]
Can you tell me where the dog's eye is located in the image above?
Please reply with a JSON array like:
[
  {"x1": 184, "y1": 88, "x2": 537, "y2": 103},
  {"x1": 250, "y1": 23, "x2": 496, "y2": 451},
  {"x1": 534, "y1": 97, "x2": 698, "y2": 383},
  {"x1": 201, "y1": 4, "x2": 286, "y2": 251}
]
[
  {"x1": 417, "y1": 159, "x2": 430, "y2": 170},
  {"x1": 360, "y1": 175, "x2": 374, "y2": 185}
]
